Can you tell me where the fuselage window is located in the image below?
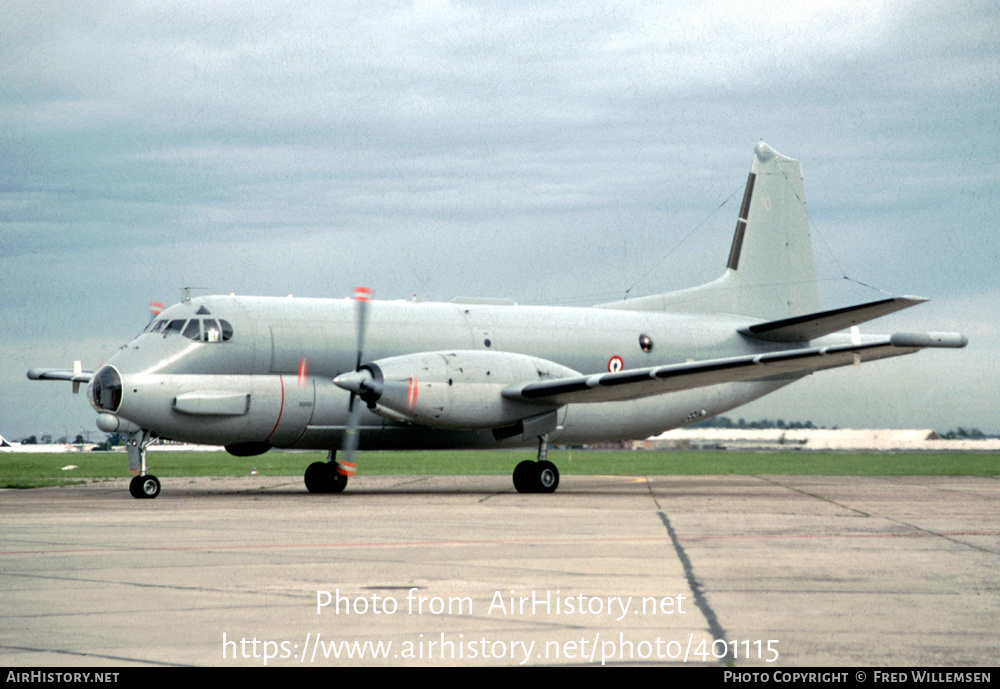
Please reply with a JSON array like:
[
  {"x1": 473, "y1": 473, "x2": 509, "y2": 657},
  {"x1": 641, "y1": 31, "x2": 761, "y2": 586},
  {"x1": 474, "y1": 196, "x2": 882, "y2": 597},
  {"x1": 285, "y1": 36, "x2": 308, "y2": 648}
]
[
  {"x1": 219, "y1": 320, "x2": 234, "y2": 341},
  {"x1": 148, "y1": 320, "x2": 167, "y2": 334}
]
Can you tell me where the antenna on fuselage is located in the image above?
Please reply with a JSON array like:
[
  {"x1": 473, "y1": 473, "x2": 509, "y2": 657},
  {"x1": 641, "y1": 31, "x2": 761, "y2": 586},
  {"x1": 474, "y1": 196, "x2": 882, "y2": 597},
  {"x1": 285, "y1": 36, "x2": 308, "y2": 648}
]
[{"x1": 179, "y1": 287, "x2": 206, "y2": 303}]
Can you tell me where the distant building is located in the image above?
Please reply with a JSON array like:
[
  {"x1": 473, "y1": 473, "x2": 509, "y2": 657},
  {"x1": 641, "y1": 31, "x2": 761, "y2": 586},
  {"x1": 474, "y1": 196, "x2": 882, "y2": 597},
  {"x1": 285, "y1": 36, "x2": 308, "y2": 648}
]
[{"x1": 639, "y1": 428, "x2": 1000, "y2": 452}]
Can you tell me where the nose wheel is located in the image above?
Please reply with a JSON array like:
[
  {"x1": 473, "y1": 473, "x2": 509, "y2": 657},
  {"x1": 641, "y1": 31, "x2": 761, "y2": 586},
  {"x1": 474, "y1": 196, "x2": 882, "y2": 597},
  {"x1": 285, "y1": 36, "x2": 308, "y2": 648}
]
[{"x1": 129, "y1": 474, "x2": 161, "y2": 499}]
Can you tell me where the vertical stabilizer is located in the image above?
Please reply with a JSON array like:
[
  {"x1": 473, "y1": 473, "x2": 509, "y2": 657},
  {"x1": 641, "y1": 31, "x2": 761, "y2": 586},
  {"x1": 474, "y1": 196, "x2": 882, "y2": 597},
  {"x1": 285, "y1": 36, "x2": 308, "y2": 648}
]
[
  {"x1": 726, "y1": 142, "x2": 819, "y2": 318},
  {"x1": 601, "y1": 142, "x2": 820, "y2": 320}
]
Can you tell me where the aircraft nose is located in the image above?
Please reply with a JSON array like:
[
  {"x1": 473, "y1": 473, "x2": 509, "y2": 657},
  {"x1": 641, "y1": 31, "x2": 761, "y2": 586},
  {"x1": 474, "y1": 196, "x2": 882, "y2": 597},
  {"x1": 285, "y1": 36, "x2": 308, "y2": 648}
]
[{"x1": 90, "y1": 365, "x2": 123, "y2": 413}]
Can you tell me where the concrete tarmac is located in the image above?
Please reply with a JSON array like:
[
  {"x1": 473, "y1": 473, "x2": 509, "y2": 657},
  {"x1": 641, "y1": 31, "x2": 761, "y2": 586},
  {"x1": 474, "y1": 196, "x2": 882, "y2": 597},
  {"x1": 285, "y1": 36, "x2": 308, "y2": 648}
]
[{"x1": 1, "y1": 474, "x2": 997, "y2": 667}]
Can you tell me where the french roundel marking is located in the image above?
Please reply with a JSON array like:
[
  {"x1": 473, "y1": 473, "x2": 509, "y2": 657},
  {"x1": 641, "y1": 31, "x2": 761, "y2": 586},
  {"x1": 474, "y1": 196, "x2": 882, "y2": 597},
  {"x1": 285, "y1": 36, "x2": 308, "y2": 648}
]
[{"x1": 608, "y1": 355, "x2": 624, "y2": 373}]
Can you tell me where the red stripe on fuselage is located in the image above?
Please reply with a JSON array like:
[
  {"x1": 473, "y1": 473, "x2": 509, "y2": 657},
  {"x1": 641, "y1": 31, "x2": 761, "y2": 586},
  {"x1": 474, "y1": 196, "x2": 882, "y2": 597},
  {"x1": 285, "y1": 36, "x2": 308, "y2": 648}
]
[{"x1": 266, "y1": 376, "x2": 285, "y2": 441}]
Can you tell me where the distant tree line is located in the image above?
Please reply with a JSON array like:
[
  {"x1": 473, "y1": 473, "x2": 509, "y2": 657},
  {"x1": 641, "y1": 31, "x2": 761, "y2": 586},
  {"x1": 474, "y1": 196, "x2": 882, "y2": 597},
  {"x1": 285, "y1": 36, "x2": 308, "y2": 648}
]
[
  {"x1": 691, "y1": 416, "x2": 828, "y2": 430},
  {"x1": 19, "y1": 433, "x2": 114, "y2": 447},
  {"x1": 939, "y1": 427, "x2": 992, "y2": 439}
]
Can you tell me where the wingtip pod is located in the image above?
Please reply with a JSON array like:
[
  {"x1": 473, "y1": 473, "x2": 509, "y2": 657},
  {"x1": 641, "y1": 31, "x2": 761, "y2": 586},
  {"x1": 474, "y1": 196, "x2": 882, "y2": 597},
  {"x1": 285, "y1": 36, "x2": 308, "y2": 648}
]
[{"x1": 890, "y1": 332, "x2": 968, "y2": 348}]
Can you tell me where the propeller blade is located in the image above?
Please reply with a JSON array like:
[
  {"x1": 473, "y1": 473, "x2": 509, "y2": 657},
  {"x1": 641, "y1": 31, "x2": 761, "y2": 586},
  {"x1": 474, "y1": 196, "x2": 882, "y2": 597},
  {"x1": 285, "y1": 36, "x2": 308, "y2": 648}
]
[
  {"x1": 339, "y1": 287, "x2": 372, "y2": 475},
  {"x1": 353, "y1": 286, "x2": 371, "y2": 370},
  {"x1": 339, "y1": 394, "x2": 362, "y2": 476}
]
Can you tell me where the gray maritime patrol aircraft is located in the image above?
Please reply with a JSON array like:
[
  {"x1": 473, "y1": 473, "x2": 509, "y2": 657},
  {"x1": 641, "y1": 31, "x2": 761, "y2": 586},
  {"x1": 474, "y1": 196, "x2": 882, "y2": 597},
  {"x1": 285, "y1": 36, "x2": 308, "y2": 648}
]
[{"x1": 28, "y1": 143, "x2": 967, "y2": 499}]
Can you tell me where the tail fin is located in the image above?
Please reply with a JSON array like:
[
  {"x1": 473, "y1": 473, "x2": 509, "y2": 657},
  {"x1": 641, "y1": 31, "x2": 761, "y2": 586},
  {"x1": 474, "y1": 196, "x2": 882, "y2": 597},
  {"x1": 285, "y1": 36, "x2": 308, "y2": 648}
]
[{"x1": 603, "y1": 142, "x2": 820, "y2": 320}]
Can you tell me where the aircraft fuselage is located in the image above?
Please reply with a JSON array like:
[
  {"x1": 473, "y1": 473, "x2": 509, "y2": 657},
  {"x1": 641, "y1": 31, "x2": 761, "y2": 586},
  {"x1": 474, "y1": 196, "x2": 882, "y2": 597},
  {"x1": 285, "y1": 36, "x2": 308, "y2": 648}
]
[{"x1": 92, "y1": 294, "x2": 797, "y2": 451}]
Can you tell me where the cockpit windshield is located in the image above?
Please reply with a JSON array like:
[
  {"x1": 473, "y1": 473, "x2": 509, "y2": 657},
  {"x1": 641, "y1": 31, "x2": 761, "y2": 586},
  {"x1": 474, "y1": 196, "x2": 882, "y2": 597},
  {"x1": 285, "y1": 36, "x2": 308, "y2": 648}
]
[{"x1": 144, "y1": 317, "x2": 234, "y2": 342}]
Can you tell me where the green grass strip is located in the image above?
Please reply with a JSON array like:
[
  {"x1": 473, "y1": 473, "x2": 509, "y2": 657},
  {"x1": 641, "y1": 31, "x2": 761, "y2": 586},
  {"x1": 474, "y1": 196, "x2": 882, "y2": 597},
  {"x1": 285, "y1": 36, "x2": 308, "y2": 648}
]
[{"x1": 1, "y1": 449, "x2": 996, "y2": 489}]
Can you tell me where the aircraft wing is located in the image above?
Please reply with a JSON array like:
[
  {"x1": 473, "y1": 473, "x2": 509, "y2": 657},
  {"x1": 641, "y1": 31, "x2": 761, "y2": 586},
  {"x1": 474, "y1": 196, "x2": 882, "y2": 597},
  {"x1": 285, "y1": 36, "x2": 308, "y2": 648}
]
[{"x1": 504, "y1": 332, "x2": 967, "y2": 406}]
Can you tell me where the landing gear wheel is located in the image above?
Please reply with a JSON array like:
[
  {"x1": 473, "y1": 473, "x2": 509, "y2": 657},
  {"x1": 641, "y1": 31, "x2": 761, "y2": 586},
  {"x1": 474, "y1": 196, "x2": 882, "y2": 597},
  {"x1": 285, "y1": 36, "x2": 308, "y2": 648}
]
[
  {"x1": 513, "y1": 460, "x2": 536, "y2": 493},
  {"x1": 329, "y1": 466, "x2": 348, "y2": 494},
  {"x1": 536, "y1": 460, "x2": 559, "y2": 493},
  {"x1": 304, "y1": 462, "x2": 349, "y2": 494},
  {"x1": 129, "y1": 474, "x2": 161, "y2": 499},
  {"x1": 512, "y1": 460, "x2": 559, "y2": 493},
  {"x1": 305, "y1": 462, "x2": 329, "y2": 493}
]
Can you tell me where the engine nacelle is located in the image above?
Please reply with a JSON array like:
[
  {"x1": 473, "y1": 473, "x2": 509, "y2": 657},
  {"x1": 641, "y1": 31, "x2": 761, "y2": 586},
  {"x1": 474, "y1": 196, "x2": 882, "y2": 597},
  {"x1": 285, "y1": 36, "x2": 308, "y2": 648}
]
[
  {"x1": 91, "y1": 366, "x2": 347, "y2": 448},
  {"x1": 339, "y1": 350, "x2": 578, "y2": 430}
]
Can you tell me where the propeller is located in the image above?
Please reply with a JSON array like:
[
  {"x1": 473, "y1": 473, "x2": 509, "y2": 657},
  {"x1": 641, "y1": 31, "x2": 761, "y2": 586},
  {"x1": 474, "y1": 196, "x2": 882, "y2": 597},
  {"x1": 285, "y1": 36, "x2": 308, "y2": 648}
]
[{"x1": 338, "y1": 287, "x2": 372, "y2": 476}]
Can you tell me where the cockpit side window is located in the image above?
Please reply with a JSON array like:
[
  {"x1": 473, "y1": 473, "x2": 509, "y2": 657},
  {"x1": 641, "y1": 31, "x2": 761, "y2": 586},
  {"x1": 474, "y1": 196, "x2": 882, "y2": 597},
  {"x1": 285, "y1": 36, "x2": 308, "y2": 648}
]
[
  {"x1": 182, "y1": 319, "x2": 201, "y2": 341},
  {"x1": 145, "y1": 319, "x2": 167, "y2": 334},
  {"x1": 159, "y1": 317, "x2": 234, "y2": 342},
  {"x1": 163, "y1": 319, "x2": 187, "y2": 337},
  {"x1": 203, "y1": 319, "x2": 220, "y2": 342}
]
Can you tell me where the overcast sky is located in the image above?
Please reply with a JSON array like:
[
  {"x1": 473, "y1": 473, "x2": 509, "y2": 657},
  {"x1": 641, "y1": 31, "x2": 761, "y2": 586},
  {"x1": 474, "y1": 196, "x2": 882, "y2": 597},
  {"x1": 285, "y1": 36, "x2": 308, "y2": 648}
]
[{"x1": 2, "y1": 0, "x2": 998, "y2": 441}]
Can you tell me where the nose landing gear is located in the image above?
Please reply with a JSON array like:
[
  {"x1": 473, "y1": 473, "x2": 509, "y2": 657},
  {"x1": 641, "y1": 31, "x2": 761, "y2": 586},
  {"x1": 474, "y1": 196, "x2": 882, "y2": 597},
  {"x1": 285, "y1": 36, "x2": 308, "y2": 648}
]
[
  {"x1": 126, "y1": 429, "x2": 160, "y2": 499},
  {"x1": 129, "y1": 474, "x2": 161, "y2": 499}
]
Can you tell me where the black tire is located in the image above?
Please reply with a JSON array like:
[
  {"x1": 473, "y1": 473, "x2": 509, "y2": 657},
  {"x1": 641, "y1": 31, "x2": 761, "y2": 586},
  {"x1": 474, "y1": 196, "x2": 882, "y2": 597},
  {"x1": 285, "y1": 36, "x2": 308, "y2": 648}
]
[
  {"x1": 130, "y1": 474, "x2": 160, "y2": 499},
  {"x1": 513, "y1": 460, "x2": 536, "y2": 493},
  {"x1": 129, "y1": 475, "x2": 143, "y2": 499},
  {"x1": 305, "y1": 462, "x2": 349, "y2": 494},
  {"x1": 305, "y1": 462, "x2": 332, "y2": 493}
]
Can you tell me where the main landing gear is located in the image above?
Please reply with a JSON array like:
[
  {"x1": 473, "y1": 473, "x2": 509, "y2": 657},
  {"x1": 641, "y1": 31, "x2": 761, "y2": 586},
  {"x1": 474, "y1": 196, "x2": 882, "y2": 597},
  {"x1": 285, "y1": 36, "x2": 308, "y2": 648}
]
[
  {"x1": 302, "y1": 439, "x2": 562, "y2": 495},
  {"x1": 304, "y1": 451, "x2": 349, "y2": 494},
  {"x1": 512, "y1": 434, "x2": 560, "y2": 493},
  {"x1": 126, "y1": 429, "x2": 160, "y2": 499}
]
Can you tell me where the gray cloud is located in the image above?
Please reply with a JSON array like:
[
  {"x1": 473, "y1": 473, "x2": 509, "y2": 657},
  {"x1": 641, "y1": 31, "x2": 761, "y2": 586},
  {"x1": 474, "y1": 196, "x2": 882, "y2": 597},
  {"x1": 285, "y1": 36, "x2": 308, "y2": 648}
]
[{"x1": 3, "y1": 0, "x2": 998, "y2": 439}]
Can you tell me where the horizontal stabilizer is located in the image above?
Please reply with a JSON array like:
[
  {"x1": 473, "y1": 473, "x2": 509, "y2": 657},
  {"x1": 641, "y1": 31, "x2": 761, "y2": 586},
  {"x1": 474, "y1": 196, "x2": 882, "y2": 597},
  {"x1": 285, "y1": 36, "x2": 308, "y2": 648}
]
[
  {"x1": 739, "y1": 296, "x2": 928, "y2": 343},
  {"x1": 504, "y1": 332, "x2": 966, "y2": 406}
]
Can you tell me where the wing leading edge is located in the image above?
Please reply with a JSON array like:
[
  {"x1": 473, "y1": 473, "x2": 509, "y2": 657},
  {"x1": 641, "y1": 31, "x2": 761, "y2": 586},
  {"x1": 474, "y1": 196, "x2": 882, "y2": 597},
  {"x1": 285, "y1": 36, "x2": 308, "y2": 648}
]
[{"x1": 504, "y1": 332, "x2": 967, "y2": 406}]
